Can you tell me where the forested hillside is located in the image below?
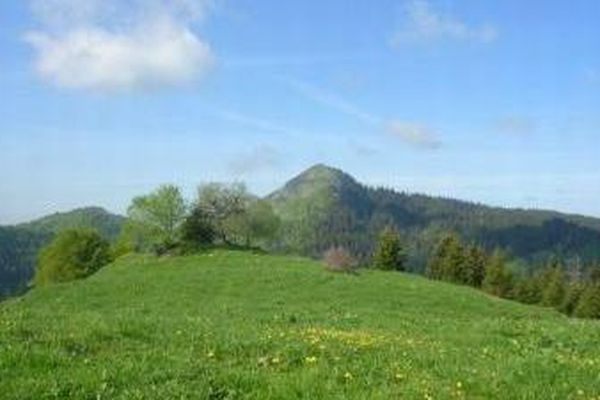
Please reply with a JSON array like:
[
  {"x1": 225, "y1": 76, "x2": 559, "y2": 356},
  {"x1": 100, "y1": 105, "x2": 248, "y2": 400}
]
[
  {"x1": 0, "y1": 208, "x2": 123, "y2": 296},
  {"x1": 268, "y1": 164, "x2": 600, "y2": 272}
]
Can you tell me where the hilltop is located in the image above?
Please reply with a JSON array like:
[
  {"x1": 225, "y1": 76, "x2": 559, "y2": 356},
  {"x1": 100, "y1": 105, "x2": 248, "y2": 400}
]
[
  {"x1": 267, "y1": 164, "x2": 600, "y2": 269},
  {"x1": 1, "y1": 250, "x2": 599, "y2": 399}
]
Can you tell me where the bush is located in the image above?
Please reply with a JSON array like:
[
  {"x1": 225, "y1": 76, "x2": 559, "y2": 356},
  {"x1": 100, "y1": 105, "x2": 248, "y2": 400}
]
[
  {"x1": 323, "y1": 247, "x2": 357, "y2": 273},
  {"x1": 34, "y1": 229, "x2": 112, "y2": 286}
]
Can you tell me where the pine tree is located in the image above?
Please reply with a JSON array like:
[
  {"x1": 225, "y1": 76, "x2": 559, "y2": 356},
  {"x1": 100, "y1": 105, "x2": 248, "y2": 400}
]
[
  {"x1": 541, "y1": 265, "x2": 566, "y2": 308},
  {"x1": 574, "y1": 283, "x2": 600, "y2": 319},
  {"x1": 462, "y1": 245, "x2": 487, "y2": 287},
  {"x1": 559, "y1": 282, "x2": 585, "y2": 316},
  {"x1": 482, "y1": 249, "x2": 513, "y2": 298},
  {"x1": 372, "y1": 226, "x2": 406, "y2": 271},
  {"x1": 512, "y1": 276, "x2": 543, "y2": 304},
  {"x1": 426, "y1": 233, "x2": 464, "y2": 282}
]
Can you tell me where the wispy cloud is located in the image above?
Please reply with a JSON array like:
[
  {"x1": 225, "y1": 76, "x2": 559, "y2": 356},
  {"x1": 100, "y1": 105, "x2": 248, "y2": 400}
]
[
  {"x1": 387, "y1": 120, "x2": 442, "y2": 149},
  {"x1": 282, "y1": 77, "x2": 380, "y2": 125},
  {"x1": 493, "y1": 116, "x2": 537, "y2": 136},
  {"x1": 25, "y1": 0, "x2": 215, "y2": 91},
  {"x1": 280, "y1": 77, "x2": 443, "y2": 150},
  {"x1": 391, "y1": 0, "x2": 497, "y2": 47},
  {"x1": 214, "y1": 109, "x2": 304, "y2": 137},
  {"x1": 227, "y1": 144, "x2": 282, "y2": 175}
]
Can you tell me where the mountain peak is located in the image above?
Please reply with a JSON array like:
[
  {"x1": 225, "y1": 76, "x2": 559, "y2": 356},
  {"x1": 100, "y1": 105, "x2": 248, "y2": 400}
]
[{"x1": 268, "y1": 163, "x2": 364, "y2": 205}]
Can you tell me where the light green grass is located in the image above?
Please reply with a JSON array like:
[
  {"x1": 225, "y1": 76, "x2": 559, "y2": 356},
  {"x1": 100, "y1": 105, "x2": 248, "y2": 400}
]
[{"x1": 1, "y1": 250, "x2": 600, "y2": 399}]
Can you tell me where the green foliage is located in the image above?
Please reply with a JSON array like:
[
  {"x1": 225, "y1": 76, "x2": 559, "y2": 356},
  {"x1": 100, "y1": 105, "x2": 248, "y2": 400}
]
[
  {"x1": 372, "y1": 226, "x2": 406, "y2": 271},
  {"x1": 126, "y1": 184, "x2": 187, "y2": 254},
  {"x1": 482, "y1": 250, "x2": 514, "y2": 298},
  {"x1": 426, "y1": 233, "x2": 465, "y2": 282},
  {"x1": 268, "y1": 164, "x2": 600, "y2": 272},
  {"x1": 559, "y1": 282, "x2": 585, "y2": 316},
  {"x1": 2, "y1": 251, "x2": 600, "y2": 398},
  {"x1": 512, "y1": 276, "x2": 543, "y2": 305},
  {"x1": 0, "y1": 208, "x2": 123, "y2": 297},
  {"x1": 34, "y1": 229, "x2": 111, "y2": 286},
  {"x1": 179, "y1": 207, "x2": 216, "y2": 250},
  {"x1": 540, "y1": 265, "x2": 566, "y2": 308},
  {"x1": 196, "y1": 182, "x2": 251, "y2": 244},
  {"x1": 462, "y1": 245, "x2": 487, "y2": 287},
  {"x1": 574, "y1": 283, "x2": 600, "y2": 319},
  {"x1": 195, "y1": 184, "x2": 280, "y2": 249}
]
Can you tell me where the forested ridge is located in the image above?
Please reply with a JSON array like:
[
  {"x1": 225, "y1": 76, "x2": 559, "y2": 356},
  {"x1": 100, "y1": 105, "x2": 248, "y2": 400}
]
[
  {"x1": 2, "y1": 164, "x2": 600, "y2": 297},
  {"x1": 267, "y1": 164, "x2": 600, "y2": 271}
]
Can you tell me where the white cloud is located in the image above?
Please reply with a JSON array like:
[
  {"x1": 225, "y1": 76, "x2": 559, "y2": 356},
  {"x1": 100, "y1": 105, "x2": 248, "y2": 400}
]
[
  {"x1": 391, "y1": 0, "x2": 497, "y2": 47},
  {"x1": 387, "y1": 121, "x2": 442, "y2": 149},
  {"x1": 26, "y1": 0, "x2": 215, "y2": 91}
]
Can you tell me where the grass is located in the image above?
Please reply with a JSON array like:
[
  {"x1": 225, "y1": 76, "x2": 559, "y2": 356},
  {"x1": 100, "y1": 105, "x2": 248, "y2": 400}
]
[{"x1": 1, "y1": 250, "x2": 600, "y2": 399}]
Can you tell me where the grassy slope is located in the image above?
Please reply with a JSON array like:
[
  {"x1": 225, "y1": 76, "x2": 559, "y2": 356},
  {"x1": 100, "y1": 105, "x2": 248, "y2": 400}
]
[{"x1": 1, "y1": 251, "x2": 599, "y2": 399}]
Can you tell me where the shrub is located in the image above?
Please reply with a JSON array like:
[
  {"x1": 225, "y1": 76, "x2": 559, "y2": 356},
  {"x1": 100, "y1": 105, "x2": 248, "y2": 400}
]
[
  {"x1": 323, "y1": 247, "x2": 357, "y2": 273},
  {"x1": 34, "y1": 229, "x2": 112, "y2": 286}
]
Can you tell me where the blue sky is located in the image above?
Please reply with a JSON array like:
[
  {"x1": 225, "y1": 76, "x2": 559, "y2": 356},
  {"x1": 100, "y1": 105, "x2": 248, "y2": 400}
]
[{"x1": 1, "y1": 0, "x2": 599, "y2": 223}]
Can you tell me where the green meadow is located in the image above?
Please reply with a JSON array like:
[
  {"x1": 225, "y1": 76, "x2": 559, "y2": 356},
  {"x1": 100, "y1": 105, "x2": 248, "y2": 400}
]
[{"x1": 1, "y1": 250, "x2": 600, "y2": 399}]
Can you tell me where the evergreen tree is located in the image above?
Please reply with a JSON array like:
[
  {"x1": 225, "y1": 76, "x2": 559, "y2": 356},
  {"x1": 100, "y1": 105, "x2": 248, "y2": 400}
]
[
  {"x1": 541, "y1": 264, "x2": 566, "y2": 308},
  {"x1": 512, "y1": 276, "x2": 543, "y2": 304},
  {"x1": 559, "y1": 282, "x2": 585, "y2": 316},
  {"x1": 482, "y1": 249, "x2": 514, "y2": 298},
  {"x1": 462, "y1": 245, "x2": 487, "y2": 287},
  {"x1": 426, "y1": 233, "x2": 464, "y2": 282},
  {"x1": 372, "y1": 226, "x2": 406, "y2": 271},
  {"x1": 574, "y1": 283, "x2": 600, "y2": 319}
]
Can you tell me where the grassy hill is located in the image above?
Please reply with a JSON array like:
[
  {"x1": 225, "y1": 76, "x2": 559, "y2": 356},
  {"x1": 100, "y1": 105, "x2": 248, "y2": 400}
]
[
  {"x1": 268, "y1": 164, "x2": 600, "y2": 270},
  {"x1": 1, "y1": 250, "x2": 599, "y2": 399},
  {"x1": 0, "y1": 207, "x2": 123, "y2": 297}
]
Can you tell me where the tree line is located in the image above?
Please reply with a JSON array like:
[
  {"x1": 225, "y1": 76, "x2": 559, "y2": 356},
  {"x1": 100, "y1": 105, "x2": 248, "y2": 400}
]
[{"x1": 33, "y1": 183, "x2": 600, "y2": 320}]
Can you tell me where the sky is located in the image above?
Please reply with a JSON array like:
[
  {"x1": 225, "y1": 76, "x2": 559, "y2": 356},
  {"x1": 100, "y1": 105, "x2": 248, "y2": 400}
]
[{"x1": 1, "y1": 0, "x2": 599, "y2": 224}]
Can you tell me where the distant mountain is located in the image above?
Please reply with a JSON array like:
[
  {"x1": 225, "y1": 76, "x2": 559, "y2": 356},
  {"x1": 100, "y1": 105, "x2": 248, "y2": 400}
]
[
  {"x1": 267, "y1": 164, "x2": 600, "y2": 271},
  {"x1": 0, "y1": 207, "x2": 124, "y2": 297}
]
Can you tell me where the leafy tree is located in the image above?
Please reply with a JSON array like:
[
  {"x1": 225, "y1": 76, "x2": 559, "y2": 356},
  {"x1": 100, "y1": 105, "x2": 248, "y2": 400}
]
[
  {"x1": 196, "y1": 183, "x2": 251, "y2": 244},
  {"x1": 34, "y1": 229, "x2": 111, "y2": 286},
  {"x1": 234, "y1": 200, "x2": 280, "y2": 247},
  {"x1": 574, "y1": 283, "x2": 600, "y2": 319},
  {"x1": 180, "y1": 207, "x2": 216, "y2": 249},
  {"x1": 483, "y1": 249, "x2": 514, "y2": 298},
  {"x1": 126, "y1": 185, "x2": 187, "y2": 254},
  {"x1": 372, "y1": 226, "x2": 406, "y2": 271}
]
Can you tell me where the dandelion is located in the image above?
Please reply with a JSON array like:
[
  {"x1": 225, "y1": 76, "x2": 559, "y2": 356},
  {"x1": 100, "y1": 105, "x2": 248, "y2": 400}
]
[
  {"x1": 344, "y1": 372, "x2": 353, "y2": 380},
  {"x1": 207, "y1": 351, "x2": 215, "y2": 358},
  {"x1": 305, "y1": 356, "x2": 317, "y2": 364},
  {"x1": 456, "y1": 381, "x2": 463, "y2": 389}
]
